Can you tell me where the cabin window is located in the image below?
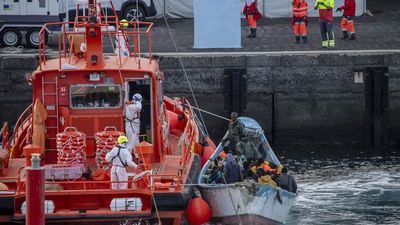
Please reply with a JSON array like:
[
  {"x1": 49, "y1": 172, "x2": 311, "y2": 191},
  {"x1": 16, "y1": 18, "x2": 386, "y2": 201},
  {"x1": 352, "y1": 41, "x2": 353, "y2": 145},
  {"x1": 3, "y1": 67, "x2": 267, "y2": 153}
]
[{"x1": 70, "y1": 85, "x2": 121, "y2": 109}]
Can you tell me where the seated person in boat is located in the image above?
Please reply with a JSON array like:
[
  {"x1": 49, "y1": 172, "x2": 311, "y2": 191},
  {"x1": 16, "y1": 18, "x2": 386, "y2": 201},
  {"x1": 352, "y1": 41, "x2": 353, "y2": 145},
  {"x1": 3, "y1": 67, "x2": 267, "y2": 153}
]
[
  {"x1": 221, "y1": 112, "x2": 245, "y2": 154},
  {"x1": 249, "y1": 158, "x2": 271, "y2": 176},
  {"x1": 236, "y1": 136, "x2": 259, "y2": 170},
  {"x1": 278, "y1": 167, "x2": 297, "y2": 193},
  {"x1": 217, "y1": 155, "x2": 227, "y2": 171},
  {"x1": 256, "y1": 168, "x2": 277, "y2": 187},
  {"x1": 224, "y1": 153, "x2": 243, "y2": 184},
  {"x1": 105, "y1": 135, "x2": 140, "y2": 190},
  {"x1": 207, "y1": 161, "x2": 223, "y2": 184}
]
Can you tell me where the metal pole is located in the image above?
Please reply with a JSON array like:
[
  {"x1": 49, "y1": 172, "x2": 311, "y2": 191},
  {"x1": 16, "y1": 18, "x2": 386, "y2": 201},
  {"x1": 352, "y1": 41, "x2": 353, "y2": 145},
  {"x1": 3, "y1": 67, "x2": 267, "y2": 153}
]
[
  {"x1": 65, "y1": 0, "x2": 69, "y2": 30},
  {"x1": 363, "y1": 0, "x2": 367, "y2": 14},
  {"x1": 163, "y1": 0, "x2": 166, "y2": 18},
  {"x1": 26, "y1": 153, "x2": 45, "y2": 225}
]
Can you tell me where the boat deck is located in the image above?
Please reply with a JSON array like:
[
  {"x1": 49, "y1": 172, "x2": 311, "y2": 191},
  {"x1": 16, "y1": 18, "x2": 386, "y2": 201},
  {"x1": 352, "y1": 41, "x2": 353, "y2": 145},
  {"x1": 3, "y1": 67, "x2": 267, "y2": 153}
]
[{"x1": 0, "y1": 158, "x2": 25, "y2": 190}]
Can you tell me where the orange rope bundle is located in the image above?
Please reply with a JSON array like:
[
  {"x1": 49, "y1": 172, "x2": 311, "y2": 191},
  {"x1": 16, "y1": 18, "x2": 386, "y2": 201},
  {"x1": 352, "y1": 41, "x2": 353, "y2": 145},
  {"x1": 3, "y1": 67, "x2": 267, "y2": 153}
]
[
  {"x1": 94, "y1": 127, "x2": 124, "y2": 170},
  {"x1": 56, "y1": 127, "x2": 86, "y2": 164}
]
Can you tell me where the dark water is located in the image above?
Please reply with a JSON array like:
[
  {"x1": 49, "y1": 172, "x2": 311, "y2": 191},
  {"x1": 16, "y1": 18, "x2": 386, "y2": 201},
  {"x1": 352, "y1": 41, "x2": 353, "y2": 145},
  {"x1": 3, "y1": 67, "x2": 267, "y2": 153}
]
[
  {"x1": 118, "y1": 150, "x2": 400, "y2": 225},
  {"x1": 284, "y1": 151, "x2": 400, "y2": 225}
]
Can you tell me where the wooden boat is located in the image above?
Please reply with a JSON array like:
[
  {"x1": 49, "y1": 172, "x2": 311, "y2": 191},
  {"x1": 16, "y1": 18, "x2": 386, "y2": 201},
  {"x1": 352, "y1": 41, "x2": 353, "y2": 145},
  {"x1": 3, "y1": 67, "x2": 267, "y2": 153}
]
[
  {"x1": 0, "y1": 1, "x2": 215, "y2": 224},
  {"x1": 197, "y1": 117, "x2": 297, "y2": 225}
]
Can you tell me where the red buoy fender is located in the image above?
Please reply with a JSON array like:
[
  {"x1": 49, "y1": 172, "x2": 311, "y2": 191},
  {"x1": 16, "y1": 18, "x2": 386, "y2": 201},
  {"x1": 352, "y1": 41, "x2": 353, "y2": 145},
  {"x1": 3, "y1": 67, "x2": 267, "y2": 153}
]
[
  {"x1": 201, "y1": 146, "x2": 213, "y2": 167},
  {"x1": 185, "y1": 197, "x2": 211, "y2": 225},
  {"x1": 167, "y1": 110, "x2": 179, "y2": 130}
]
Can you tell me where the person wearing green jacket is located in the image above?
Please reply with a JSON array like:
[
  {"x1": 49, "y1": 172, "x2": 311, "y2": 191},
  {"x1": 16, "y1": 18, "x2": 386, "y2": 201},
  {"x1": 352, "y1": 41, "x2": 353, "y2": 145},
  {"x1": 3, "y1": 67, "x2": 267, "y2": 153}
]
[
  {"x1": 314, "y1": 0, "x2": 335, "y2": 48},
  {"x1": 222, "y1": 112, "x2": 245, "y2": 154}
]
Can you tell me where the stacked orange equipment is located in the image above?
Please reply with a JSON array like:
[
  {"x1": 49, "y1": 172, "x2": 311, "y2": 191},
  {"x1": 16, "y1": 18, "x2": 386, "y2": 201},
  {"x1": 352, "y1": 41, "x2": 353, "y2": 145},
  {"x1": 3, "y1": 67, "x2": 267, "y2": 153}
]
[
  {"x1": 56, "y1": 127, "x2": 87, "y2": 164},
  {"x1": 94, "y1": 127, "x2": 124, "y2": 170}
]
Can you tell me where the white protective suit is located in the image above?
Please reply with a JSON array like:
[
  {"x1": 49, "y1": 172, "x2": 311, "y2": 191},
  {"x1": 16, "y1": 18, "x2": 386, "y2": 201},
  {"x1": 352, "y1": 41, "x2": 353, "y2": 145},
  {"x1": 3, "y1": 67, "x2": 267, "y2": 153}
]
[
  {"x1": 124, "y1": 100, "x2": 142, "y2": 156},
  {"x1": 105, "y1": 143, "x2": 138, "y2": 189},
  {"x1": 114, "y1": 30, "x2": 129, "y2": 56}
]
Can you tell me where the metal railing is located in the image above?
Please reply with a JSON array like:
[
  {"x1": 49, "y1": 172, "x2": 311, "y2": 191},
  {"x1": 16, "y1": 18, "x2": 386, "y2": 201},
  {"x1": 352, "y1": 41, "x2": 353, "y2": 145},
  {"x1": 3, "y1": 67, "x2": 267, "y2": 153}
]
[
  {"x1": 10, "y1": 104, "x2": 33, "y2": 158},
  {"x1": 38, "y1": 19, "x2": 154, "y2": 71},
  {"x1": 15, "y1": 168, "x2": 183, "y2": 194}
]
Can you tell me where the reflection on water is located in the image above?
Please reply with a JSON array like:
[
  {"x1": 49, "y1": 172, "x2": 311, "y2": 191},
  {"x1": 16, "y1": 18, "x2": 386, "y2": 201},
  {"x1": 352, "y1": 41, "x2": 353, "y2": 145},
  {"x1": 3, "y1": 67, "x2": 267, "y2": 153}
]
[{"x1": 285, "y1": 153, "x2": 400, "y2": 225}]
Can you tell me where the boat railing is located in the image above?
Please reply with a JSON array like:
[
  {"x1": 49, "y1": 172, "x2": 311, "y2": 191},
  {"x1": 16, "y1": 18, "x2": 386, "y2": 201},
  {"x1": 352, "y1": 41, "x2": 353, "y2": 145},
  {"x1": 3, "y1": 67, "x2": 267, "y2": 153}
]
[
  {"x1": 10, "y1": 104, "x2": 33, "y2": 158},
  {"x1": 1, "y1": 122, "x2": 9, "y2": 149},
  {"x1": 38, "y1": 18, "x2": 153, "y2": 71},
  {"x1": 178, "y1": 99, "x2": 198, "y2": 169},
  {"x1": 15, "y1": 169, "x2": 183, "y2": 194}
]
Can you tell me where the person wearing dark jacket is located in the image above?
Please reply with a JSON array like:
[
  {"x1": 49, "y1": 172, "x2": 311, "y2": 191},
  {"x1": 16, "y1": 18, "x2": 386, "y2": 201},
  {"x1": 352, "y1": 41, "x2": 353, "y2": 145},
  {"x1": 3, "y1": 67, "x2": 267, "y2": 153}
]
[
  {"x1": 278, "y1": 167, "x2": 297, "y2": 193},
  {"x1": 337, "y1": 0, "x2": 356, "y2": 40},
  {"x1": 222, "y1": 112, "x2": 245, "y2": 154},
  {"x1": 224, "y1": 153, "x2": 243, "y2": 184}
]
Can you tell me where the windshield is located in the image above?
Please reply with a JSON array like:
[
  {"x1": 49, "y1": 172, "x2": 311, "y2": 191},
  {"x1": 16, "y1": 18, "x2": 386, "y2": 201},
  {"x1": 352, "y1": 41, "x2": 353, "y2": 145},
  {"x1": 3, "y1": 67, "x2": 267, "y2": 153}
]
[{"x1": 70, "y1": 85, "x2": 121, "y2": 109}]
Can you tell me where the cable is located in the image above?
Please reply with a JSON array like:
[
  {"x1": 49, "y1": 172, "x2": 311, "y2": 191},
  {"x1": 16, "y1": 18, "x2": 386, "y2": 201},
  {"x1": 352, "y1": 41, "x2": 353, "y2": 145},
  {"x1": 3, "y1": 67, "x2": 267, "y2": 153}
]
[
  {"x1": 137, "y1": 145, "x2": 162, "y2": 225},
  {"x1": 191, "y1": 106, "x2": 230, "y2": 121},
  {"x1": 155, "y1": 2, "x2": 209, "y2": 136},
  {"x1": 136, "y1": 0, "x2": 141, "y2": 64}
]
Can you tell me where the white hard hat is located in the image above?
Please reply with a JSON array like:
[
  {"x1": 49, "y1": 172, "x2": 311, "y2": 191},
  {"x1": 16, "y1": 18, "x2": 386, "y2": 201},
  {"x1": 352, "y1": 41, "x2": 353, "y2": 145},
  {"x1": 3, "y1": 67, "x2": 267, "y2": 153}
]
[{"x1": 132, "y1": 93, "x2": 142, "y2": 102}]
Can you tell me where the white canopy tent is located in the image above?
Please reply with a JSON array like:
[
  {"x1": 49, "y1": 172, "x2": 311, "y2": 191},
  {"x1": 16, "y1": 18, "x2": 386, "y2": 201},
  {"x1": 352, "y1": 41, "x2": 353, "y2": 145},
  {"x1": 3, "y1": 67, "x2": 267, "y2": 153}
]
[{"x1": 155, "y1": 0, "x2": 366, "y2": 18}]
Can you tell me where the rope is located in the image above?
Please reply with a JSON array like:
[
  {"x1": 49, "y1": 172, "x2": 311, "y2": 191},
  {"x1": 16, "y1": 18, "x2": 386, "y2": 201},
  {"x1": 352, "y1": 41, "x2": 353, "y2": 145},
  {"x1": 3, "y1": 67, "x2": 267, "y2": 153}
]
[
  {"x1": 137, "y1": 145, "x2": 162, "y2": 225},
  {"x1": 191, "y1": 106, "x2": 230, "y2": 121},
  {"x1": 220, "y1": 170, "x2": 244, "y2": 225},
  {"x1": 157, "y1": 4, "x2": 209, "y2": 137},
  {"x1": 56, "y1": 131, "x2": 86, "y2": 164},
  {"x1": 95, "y1": 131, "x2": 123, "y2": 170}
]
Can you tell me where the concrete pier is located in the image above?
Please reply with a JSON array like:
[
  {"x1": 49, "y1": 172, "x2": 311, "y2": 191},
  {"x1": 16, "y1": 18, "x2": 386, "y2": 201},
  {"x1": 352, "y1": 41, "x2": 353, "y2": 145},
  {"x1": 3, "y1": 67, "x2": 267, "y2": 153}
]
[{"x1": 1, "y1": 51, "x2": 399, "y2": 149}]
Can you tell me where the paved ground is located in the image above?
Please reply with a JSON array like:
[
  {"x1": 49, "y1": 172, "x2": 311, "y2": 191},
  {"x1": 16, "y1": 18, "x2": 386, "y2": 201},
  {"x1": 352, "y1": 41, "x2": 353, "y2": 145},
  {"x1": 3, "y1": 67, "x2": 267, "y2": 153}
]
[
  {"x1": 148, "y1": 0, "x2": 400, "y2": 53},
  {"x1": 1, "y1": 0, "x2": 399, "y2": 54}
]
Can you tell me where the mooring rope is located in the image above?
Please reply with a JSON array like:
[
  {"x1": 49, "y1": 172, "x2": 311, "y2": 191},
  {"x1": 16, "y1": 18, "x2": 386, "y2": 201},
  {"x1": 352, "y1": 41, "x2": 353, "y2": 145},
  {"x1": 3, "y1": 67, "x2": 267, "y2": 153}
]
[{"x1": 156, "y1": 6, "x2": 209, "y2": 136}]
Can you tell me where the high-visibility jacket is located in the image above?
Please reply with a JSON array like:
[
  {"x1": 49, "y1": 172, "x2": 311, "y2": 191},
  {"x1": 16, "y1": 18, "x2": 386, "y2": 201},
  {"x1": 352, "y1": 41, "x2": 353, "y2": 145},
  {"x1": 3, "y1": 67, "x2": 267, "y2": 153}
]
[
  {"x1": 243, "y1": 0, "x2": 257, "y2": 16},
  {"x1": 339, "y1": 0, "x2": 356, "y2": 17},
  {"x1": 315, "y1": 0, "x2": 334, "y2": 22},
  {"x1": 292, "y1": 0, "x2": 308, "y2": 18}
]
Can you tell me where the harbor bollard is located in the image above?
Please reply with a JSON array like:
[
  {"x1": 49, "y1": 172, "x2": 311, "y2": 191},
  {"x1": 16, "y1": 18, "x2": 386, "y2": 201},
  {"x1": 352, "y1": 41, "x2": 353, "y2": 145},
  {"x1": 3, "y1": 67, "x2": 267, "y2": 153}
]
[{"x1": 26, "y1": 153, "x2": 45, "y2": 225}]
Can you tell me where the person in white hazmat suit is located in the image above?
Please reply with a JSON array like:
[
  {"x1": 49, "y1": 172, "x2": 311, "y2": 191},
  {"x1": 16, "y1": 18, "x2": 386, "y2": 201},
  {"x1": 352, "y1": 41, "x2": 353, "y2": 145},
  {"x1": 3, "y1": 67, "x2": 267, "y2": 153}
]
[
  {"x1": 124, "y1": 93, "x2": 142, "y2": 157},
  {"x1": 105, "y1": 135, "x2": 140, "y2": 190},
  {"x1": 114, "y1": 19, "x2": 129, "y2": 56}
]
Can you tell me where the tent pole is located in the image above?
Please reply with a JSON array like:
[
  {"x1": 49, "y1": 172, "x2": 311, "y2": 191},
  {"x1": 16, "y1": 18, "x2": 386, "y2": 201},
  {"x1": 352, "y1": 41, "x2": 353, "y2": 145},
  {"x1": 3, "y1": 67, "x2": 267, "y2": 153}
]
[{"x1": 163, "y1": 0, "x2": 166, "y2": 18}]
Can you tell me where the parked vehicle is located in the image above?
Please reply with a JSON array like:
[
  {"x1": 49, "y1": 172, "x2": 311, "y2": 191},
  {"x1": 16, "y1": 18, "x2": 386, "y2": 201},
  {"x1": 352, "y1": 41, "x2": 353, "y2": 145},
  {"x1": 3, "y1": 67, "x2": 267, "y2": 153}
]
[
  {"x1": 0, "y1": 0, "x2": 59, "y2": 48},
  {"x1": 59, "y1": 0, "x2": 157, "y2": 22}
]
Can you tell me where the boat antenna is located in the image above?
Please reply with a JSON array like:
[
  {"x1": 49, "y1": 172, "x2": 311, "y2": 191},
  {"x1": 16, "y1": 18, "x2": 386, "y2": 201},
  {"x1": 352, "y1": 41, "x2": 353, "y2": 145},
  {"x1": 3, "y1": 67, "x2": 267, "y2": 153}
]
[
  {"x1": 158, "y1": 6, "x2": 209, "y2": 136},
  {"x1": 135, "y1": 0, "x2": 141, "y2": 64}
]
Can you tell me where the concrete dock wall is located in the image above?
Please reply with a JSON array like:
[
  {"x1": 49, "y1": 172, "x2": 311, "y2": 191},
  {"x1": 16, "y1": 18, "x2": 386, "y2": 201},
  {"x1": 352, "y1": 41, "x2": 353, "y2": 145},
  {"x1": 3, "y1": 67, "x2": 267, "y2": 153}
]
[{"x1": 1, "y1": 52, "x2": 399, "y2": 149}]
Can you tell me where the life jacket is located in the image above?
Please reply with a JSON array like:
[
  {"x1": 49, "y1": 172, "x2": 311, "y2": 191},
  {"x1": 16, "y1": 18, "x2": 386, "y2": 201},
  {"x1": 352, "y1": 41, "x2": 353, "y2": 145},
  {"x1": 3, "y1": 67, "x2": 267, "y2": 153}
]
[
  {"x1": 111, "y1": 146, "x2": 127, "y2": 167},
  {"x1": 292, "y1": 0, "x2": 308, "y2": 18},
  {"x1": 261, "y1": 162, "x2": 271, "y2": 172},
  {"x1": 258, "y1": 175, "x2": 277, "y2": 187},
  {"x1": 340, "y1": 0, "x2": 356, "y2": 17}
]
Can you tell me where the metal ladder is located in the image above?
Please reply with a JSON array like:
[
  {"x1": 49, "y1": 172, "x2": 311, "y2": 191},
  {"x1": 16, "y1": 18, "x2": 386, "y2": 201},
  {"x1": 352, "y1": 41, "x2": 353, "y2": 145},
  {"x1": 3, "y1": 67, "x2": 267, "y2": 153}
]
[{"x1": 42, "y1": 75, "x2": 59, "y2": 151}]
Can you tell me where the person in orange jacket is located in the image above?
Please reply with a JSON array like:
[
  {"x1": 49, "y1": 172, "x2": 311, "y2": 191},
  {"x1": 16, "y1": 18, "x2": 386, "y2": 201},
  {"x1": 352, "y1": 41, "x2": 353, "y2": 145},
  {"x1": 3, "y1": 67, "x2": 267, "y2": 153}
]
[
  {"x1": 337, "y1": 0, "x2": 356, "y2": 40},
  {"x1": 292, "y1": 0, "x2": 309, "y2": 43},
  {"x1": 243, "y1": 0, "x2": 262, "y2": 38}
]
